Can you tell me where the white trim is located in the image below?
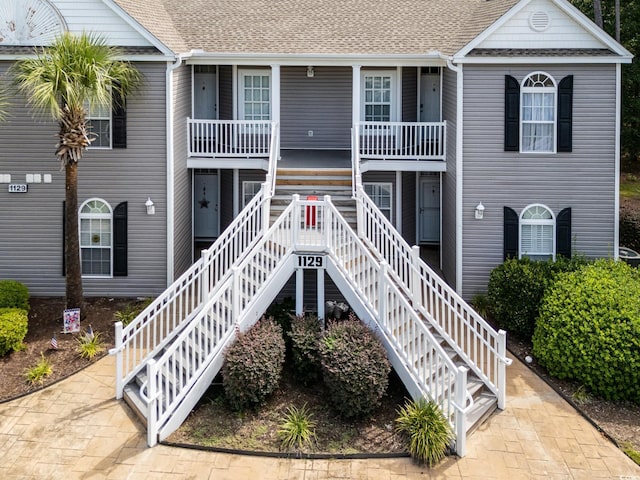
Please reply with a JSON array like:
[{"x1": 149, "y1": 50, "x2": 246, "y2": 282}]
[
  {"x1": 232, "y1": 65, "x2": 238, "y2": 119},
  {"x1": 454, "y1": 56, "x2": 632, "y2": 65},
  {"x1": 233, "y1": 169, "x2": 239, "y2": 217},
  {"x1": 396, "y1": 66, "x2": 402, "y2": 123},
  {"x1": 166, "y1": 56, "x2": 183, "y2": 285},
  {"x1": 395, "y1": 171, "x2": 402, "y2": 234},
  {"x1": 614, "y1": 63, "x2": 621, "y2": 259},
  {"x1": 454, "y1": 0, "x2": 633, "y2": 60},
  {"x1": 270, "y1": 64, "x2": 281, "y2": 126},
  {"x1": 352, "y1": 65, "x2": 361, "y2": 127}
]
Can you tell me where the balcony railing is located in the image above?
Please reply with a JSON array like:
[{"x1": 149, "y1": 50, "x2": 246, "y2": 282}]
[
  {"x1": 188, "y1": 119, "x2": 275, "y2": 157},
  {"x1": 356, "y1": 121, "x2": 446, "y2": 160}
]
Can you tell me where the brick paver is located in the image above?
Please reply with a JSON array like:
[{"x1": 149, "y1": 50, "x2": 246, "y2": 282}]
[{"x1": 0, "y1": 355, "x2": 638, "y2": 479}]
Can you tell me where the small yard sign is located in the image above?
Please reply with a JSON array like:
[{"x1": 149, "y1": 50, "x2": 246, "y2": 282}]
[{"x1": 63, "y1": 308, "x2": 81, "y2": 333}]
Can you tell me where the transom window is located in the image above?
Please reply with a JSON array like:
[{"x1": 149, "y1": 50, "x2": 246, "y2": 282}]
[
  {"x1": 79, "y1": 199, "x2": 112, "y2": 276},
  {"x1": 520, "y1": 204, "x2": 555, "y2": 261},
  {"x1": 239, "y1": 70, "x2": 271, "y2": 120},
  {"x1": 521, "y1": 72, "x2": 556, "y2": 153},
  {"x1": 86, "y1": 100, "x2": 111, "y2": 148},
  {"x1": 361, "y1": 72, "x2": 396, "y2": 122},
  {"x1": 364, "y1": 183, "x2": 393, "y2": 221}
]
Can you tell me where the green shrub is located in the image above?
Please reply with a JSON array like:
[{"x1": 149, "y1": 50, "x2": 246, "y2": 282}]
[
  {"x1": 487, "y1": 256, "x2": 588, "y2": 341},
  {"x1": 75, "y1": 329, "x2": 106, "y2": 360},
  {"x1": 114, "y1": 298, "x2": 153, "y2": 326},
  {"x1": 620, "y1": 204, "x2": 640, "y2": 252},
  {"x1": 0, "y1": 280, "x2": 29, "y2": 311},
  {"x1": 532, "y1": 260, "x2": 640, "y2": 403},
  {"x1": 277, "y1": 403, "x2": 316, "y2": 451},
  {"x1": 25, "y1": 353, "x2": 53, "y2": 385},
  {"x1": 222, "y1": 316, "x2": 286, "y2": 411},
  {"x1": 318, "y1": 315, "x2": 390, "y2": 418},
  {"x1": 266, "y1": 297, "x2": 295, "y2": 339},
  {"x1": 395, "y1": 399, "x2": 454, "y2": 466},
  {"x1": 288, "y1": 314, "x2": 322, "y2": 386},
  {"x1": 0, "y1": 307, "x2": 29, "y2": 356}
]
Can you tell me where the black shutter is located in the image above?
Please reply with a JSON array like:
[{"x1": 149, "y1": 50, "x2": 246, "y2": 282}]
[
  {"x1": 557, "y1": 76, "x2": 573, "y2": 152},
  {"x1": 556, "y1": 207, "x2": 572, "y2": 258},
  {"x1": 62, "y1": 201, "x2": 66, "y2": 276},
  {"x1": 504, "y1": 75, "x2": 520, "y2": 151},
  {"x1": 504, "y1": 206, "x2": 519, "y2": 260},
  {"x1": 113, "y1": 202, "x2": 128, "y2": 276},
  {"x1": 112, "y1": 88, "x2": 127, "y2": 149}
]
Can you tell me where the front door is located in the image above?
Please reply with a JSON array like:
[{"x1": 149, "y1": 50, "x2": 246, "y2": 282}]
[
  {"x1": 420, "y1": 72, "x2": 440, "y2": 122},
  {"x1": 418, "y1": 174, "x2": 440, "y2": 244},
  {"x1": 194, "y1": 69, "x2": 217, "y2": 119},
  {"x1": 194, "y1": 172, "x2": 219, "y2": 239}
]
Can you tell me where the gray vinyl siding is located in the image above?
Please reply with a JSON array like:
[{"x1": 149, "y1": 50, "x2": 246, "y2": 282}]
[
  {"x1": 173, "y1": 64, "x2": 193, "y2": 278},
  {"x1": 219, "y1": 66, "x2": 233, "y2": 120},
  {"x1": 280, "y1": 67, "x2": 352, "y2": 149},
  {"x1": 402, "y1": 68, "x2": 418, "y2": 122},
  {"x1": 0, "y1": 61, "x2": 168, "y2": 297},
  {"x1": 440, "y1": 66, "x2": 458, "y2": 286},
  {"x1": 402, "y1": 172, "x2": 416, "y2": 243},
  {"x1": 461, "y1": 64, "x2": 618, "y2": 298}
]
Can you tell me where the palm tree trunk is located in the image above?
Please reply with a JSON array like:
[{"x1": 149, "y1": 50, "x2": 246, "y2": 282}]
[{"x1": 65, "y1": 161, "x2": 84, "y2": 311}]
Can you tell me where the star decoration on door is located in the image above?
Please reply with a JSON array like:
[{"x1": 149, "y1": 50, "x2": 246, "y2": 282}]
[{"x1": 199, "y1": 184, "x2": 210, "y2": 208}]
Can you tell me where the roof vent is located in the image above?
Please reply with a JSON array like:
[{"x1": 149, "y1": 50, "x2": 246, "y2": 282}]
[{"x1": 529, "y1": 11, "x2": 551, "y2": 32}]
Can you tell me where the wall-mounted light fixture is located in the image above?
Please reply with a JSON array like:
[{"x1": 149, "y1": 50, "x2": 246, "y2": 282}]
[
  {"x1": 475, "y1": 202, "x2": 485, "y2": 220},
  {"x1": 306, "y1": 66, "x2": 315, "y2": 78},
  {"x1": 145, "y1": 197, "x2": 155, "y2": 215}
]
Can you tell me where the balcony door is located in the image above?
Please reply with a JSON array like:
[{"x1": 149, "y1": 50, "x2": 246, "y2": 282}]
[
  {"x1": 420, "y1": 69, "x2": 440, "y2": 122},
  {"x1": 194, "y1": 66, "x2": 217, "y2": 120}
]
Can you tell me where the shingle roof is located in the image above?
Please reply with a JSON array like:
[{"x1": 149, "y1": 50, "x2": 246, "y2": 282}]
[{"x1": 112, "y1": 0, "x2": 519, "y2": 56}]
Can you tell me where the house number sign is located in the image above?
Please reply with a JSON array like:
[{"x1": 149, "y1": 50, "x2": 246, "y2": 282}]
[
  {"x1": 8, "y1": 184, "x2": 28, "y2": 193},
  {"x1": 297, "y1": 255, "x2": 325, "y2": 269}
]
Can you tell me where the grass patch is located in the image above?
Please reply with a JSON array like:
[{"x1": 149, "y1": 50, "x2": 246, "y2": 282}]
[
  {"x1": 620, "y1": 173, "x2": 640, "y2": 199},
  {"x1": 622, "y1": 442, "x2": 640, "y2": 465}
]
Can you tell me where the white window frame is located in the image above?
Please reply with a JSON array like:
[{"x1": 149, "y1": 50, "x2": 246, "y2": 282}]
[
  {"x1": 360, "y1": 71, "x2": 398, "y2": 123},
  {"x1": 520, "y1": 72, "x2": 557, "y2": 154},
  {"x1": 242, "y1": 180, "x2": 262, "y2": 207},
  {"x1": 79, "y1": 198, "x2": 113, "y2": 277},
  {"x1": 238, "y1": 69, "x2": 271, "y2": 121},
  {"x1": 86, "y1": 100, "x2": 112, "y2": 149},
  {"x1": 519, "y1": 203, "x2": 555, "y2": 261},
  {"x1": 364, "y1": 182, "x2": 393, "y2": 222}
]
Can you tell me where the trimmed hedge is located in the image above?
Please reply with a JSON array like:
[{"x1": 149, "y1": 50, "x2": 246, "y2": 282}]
[
  {"x1": 288, "y1": 314, "x2": 322, "y2": 386},
  {"x1": 487, "y1": 256, "x2": 587, "y2": 341},
  {"x1": 319, "y1": 315, "x2": 390, "y2": 418},
  {"x1": 0, "y1": 308, "x2": 28, "y2": 356},
  {"x1": 0, "y1": 280, "x2": 29, "y2": 311},
  {"x1": 532, "y1": 260, "x2": 640, "y2": 403},
  {"x1": 222, "y1": 317, "x2": 286, "y2": 410}
]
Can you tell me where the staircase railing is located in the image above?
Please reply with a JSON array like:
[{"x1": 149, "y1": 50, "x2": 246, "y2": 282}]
[
  {"x1": 321, "y1": 195, "x2": 471, "y2": 456},
  {"x1": 146, "y1": 200, "x2": 298, "y2": 446},
  {"x1": 353, "y1": 188, "x2": 511, "y2": 408},
  {"x1": 111, "y1": 186, "x2": 270, "y2": 399}
]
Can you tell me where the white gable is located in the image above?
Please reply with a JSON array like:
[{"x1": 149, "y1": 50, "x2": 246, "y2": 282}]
[
  {"x1": 476, "y1": 0, "x2": 606, "y2": 50},
  {"x1": 51, "y1": 0, "x2": 152, "y2": 46}
]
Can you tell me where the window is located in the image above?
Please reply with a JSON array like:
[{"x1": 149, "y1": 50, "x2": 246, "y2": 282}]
[
  {"x1": 364, "y1": 183, "x2": 393, "y2": 221},
  {"x1": 520, "y1": 204, "x2": 555, "y2": 261},
  {"x1": 521, "y1": 73, "x2": 556, "y2": 153},
  {"x1": 239, "y1": 70, "x2": 271, "y2": 120},
  {"x1": 242, "y1": 181, "x2": 262, "y2": 207},
  {"x1": 79, "y1": 199, "x2": 112, "y2": 276},
  {"x1": 86, "y1": 100, "x2": 112, "y2": 148},
  {"x1": 361, "y1": 72, "x2": 396, "y2": 122}
]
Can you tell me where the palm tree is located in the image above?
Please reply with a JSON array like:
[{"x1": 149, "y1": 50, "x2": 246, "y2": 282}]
[{"x1": 12, "y1": 32, "x2": 140, "y2": 310}]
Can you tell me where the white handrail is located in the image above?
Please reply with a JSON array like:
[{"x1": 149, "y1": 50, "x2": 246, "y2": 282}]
[
  {"x1": 354, "y1": 189, "x2": 511, "y2": 407},
  {"x1": 188, "y1": 119, "x2": 274, "y2": 157},
  {"x1": 112, "y1": 186, "x2": 269, "y2": 398},
  {"x1": 356, "y1": 121, "x2": 446, "y2": 160}
]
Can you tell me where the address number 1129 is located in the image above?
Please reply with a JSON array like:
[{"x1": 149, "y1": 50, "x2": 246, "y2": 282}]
[{"x1": 297, "y1": 255, "x2": 324, "y2": 268}]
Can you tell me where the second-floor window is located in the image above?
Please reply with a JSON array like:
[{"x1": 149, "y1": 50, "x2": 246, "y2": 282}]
[
  {"x1": 521, "y1": 73, "x2": 556, "y2": 153},
  {"x1": 361, "y1": 72, "x2": 396, "y2": 122},
  {"x1": 86, "y1": 100, "x2": 112, "y2": 148},
  {"x1": 239, "y1": 70, "x2": 271, "y2": 121}
]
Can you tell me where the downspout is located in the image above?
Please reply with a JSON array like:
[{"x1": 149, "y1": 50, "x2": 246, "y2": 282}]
[
  {"x1": 166, "y1": 54, "x2": 184, "y2": 286},
  {"x1": 446, "y1": 58, "x2": 464, "y2": 295},
  {"x1": 614, "y1": 62, "x2": 621, "y2": 259}
]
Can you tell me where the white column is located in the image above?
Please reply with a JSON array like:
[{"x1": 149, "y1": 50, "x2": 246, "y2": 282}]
[
  {"x1": 233, "y1": 169, "x2": 239, "y2": 217},
  {"x1": 317, "y1": 268, "x2": 325, "y2": 320},
  {"x1": 271, "y1": 64, "x2": 280, "y2": 126},
  {"x1": 352, "y1": 65, "x2": 361, "y2": 126},
  {"x1": 396, "y1": 171, "x2": 402, "y2": 233},
  {"x1": 296, "y1": 268, "x2": 304, "y2": 316}
]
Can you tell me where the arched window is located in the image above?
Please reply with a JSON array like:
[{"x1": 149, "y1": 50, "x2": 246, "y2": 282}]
[
  {"x1": 79, "y1": 199, "x2": 112, "y2": 276},
  {"x1": 521, "y1": 72, "x2": 556, "y2": 153},
  {"x1": 520, "y1": 204, "x2": 555, "y2": 261}
]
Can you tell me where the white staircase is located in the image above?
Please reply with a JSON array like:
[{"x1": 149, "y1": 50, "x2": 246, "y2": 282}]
[{"x1": 111, "y1": 157, "x2": 511, "y2": 456}]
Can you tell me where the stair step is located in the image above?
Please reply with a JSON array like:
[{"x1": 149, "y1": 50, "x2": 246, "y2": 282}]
[
  {"x1": 465, "y1": 393, "x2": 498, "y2": 434},
  {"x1": 276, "y1": 178, "x2": 352, "y2": 187},
  {"x1": 277, "y1": 168, "x2": 351, "y2": 177},
  {"x1": 123, "y1": 383, "x2": 148, "y2": 424}
]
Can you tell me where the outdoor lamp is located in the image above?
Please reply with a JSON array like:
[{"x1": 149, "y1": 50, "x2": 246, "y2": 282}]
[
  {"x1": 145, "y1": 197, "x2": 155, "y2": 215},
  {"x1": 475, "y1": 202, "x2": 485, "y2": 220}
]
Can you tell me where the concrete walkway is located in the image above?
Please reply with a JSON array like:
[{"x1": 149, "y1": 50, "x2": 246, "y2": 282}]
[{"x1": 0, "y1": 355, "x2": 639, "y2": 479}]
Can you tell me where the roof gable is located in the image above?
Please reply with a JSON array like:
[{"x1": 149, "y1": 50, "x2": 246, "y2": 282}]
[{"x1": 456, "y1": 0, "x2": 632, "y2": 61}]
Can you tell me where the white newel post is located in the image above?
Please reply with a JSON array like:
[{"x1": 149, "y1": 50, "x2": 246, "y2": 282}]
[
  {"x1": 411, "y1": 245, "x2": 421, "y2": 304},
  {"x1": 147, "y1": 359, "x2": 158, "y2": 447},
  {"x1": 455, "y1": 365, "x2": 468, "y2": 457},
  {"x1": 292, "y1": 194, "x2": 300, "y2": 248},
  {"x1": 114, "y1": 321, "x2": 123, "y2": 399},
  {"x1": 324, "y1": 195, "x2": 332, "y2": 248},
  {"x1": 498, "y1": 329, "x2": 508, "y2": 409},
  {"x1": 296, "y1": 268, "x2": 304, "y2": 316},
  {"x1": 317, "y1": 268, "x2": 325, "y2": 320}
]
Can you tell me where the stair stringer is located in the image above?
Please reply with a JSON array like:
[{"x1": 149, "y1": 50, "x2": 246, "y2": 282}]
[
  {"x1": 326, "y1": 259, "x2": 433, "y2": 402},
  {"x1": 155, "y1": 254, "x2": 298, "y2": 443}
]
